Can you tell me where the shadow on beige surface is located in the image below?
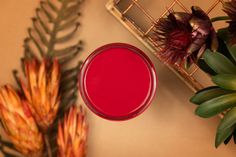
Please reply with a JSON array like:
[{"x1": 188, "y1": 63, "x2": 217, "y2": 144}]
[{"x1": 0, "y1": 0, "x2": 235, "y2": 157}]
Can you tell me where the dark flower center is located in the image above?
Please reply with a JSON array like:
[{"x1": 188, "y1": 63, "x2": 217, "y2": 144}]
[{"x1": 168, "y1": 30, "x2": 192, "y2": 51}]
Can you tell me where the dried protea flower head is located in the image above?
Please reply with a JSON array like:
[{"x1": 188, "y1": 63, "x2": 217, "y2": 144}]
[
  {"x1": 20, "y1": 58, "x2": 61, "y2": 132},
  {"x1": 57, "y1": 105, "x2": 88, "y2": 157},
  {"x1": 223, "y1": 0, "x2": 236, "y2": 44},
  {"x1": 0, "y1": 85, "x2": 43, "y2": 156},
  {"x1": 153, "y1": 6, "x2": 217, "y2": 66}
]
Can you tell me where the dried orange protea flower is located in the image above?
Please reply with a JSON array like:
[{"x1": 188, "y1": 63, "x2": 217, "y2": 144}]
[
  {"x1": 153, "y1": 6, "x2": 217, "y2": 66},
  {"x1": 0, "y1": 85, "x2": 43, "y2": 156},
  {"x1": 57, "y1": 105, "x2": 88, "y2": 157},
  {"x1": 20, "y1": 58, "x2": 61, "y2": 132}
]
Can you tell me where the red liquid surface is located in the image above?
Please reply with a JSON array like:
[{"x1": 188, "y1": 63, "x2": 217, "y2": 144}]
[{"x1": 80, "y1": 43, "x2": 156, "y2": 120}]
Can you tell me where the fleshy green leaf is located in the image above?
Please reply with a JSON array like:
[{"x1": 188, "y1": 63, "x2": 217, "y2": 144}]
[
  {"x1": 190, "y1": 86, "x2": 232, "y2": 105},
  {"x1": 203, "y1": 49, "x2": 236, "y2": 74},
  {"x1": 212, "y1": 74, "x2": 236, "y2": 90},
  {"x1": 218, "y1": 107, "x2": 236, "y2": 132},
  {"x1": 197, "y1": 59, "x2": 217, "y2": 75},
  {"x1": 211, "y1": 16, "x2": 230, "y2": 23},
  {"x1": 224, "y1": 134, "x2": 232, "y2": 145},
  {"x1": 215, "y1": 124, "x2": 235, "y2": 148},
  {"x1": 227, "y1": 44, "x2": 236, "y2": 62},
  {"x1": 195, "y1": 93, "x2": 236, "y2": 118},
  {"x1": 217, "y1": 37, "x2": 236, "y2": 64},
  {"x1": 217, "y1": 27, "x2": 230, "y2": 43}
]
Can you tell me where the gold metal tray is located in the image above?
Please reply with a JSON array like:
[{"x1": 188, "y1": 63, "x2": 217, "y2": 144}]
[{"x1": 106, "y1": 0, "x2": 225, "y2": 92}]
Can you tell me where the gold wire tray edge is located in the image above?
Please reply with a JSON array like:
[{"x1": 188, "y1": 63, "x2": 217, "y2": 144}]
[{"x1": 105, "y1": 0, "x2": 203, "y2": 92}]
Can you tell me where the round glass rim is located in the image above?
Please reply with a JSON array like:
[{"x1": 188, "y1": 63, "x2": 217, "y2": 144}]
[{"x1": 78, "y1": 43, "x2": 157, "y2": 121}]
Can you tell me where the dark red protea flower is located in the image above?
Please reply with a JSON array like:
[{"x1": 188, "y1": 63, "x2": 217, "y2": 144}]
[
  {"x1": 223, "y1": 0, "x2": 236, "y2": 43},
  {"x1": 153, "y1": 6, "x2": 217, "y2": 66}
]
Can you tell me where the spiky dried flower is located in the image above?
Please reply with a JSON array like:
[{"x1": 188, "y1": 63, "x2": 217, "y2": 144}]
[
  {"x1": 57, "y1": 105, "x2": 88, "y2": 157},
  {"x1": 20, "y1": 58, "x2": 61, "y2": 132},
  {"x1": 223, "y1": 0, "x2": 236, "y2": 43},
  {"x1": 0, "y1": 85, "x2": 43, "y2": 156},
  {"x1": 153, "y1": 6, "x2": 217, "y2": 66}
]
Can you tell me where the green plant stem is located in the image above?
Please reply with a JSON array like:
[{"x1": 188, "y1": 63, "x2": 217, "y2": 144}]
[
  {"x1": 211, "y1": 16, "x2": 230, "y2": 22},
  {"x1": 44, "y1": 134, "x2": 52, "y2": 157}
]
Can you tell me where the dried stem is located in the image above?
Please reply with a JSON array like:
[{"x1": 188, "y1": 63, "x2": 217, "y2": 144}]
[{"x1": 44, "y1": 134, "x2": 52, "y2": 157}]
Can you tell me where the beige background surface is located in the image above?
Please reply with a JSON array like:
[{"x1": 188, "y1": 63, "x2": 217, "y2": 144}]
[{"x1": 0, "y1": 0, "x2": 236, "y2": 157}]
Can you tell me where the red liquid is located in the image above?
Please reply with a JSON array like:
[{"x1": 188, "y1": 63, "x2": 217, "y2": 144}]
[{"x1": 79, "y1": 43, "x2": 156, "y2": 120}]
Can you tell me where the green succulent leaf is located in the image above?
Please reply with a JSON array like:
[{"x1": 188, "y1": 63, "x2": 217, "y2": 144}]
[
  {"x1": 210, "y1": 16, "x2": 230, "y2": 23},
  {"x1": 190, "y1": 86, "x2": 232, "y2": 105},
  {"x1": 224, "y1": 134, "x2": 232, "y2": 145},
  {"x1": 217, "y1": 27, "x2": 230, "y2": 43},
  {"x1": 217, "y1": 37, "x2": 236, "y2": 65},
  {"x1": 203, "y1": 49, "x2": 236, "y2": 74},
  {"x1": 218, "y1": 107, "x2": 236, "y2": 132},
  {"x1": 227, "y1": 44, "x2": 236, "y2": 62},
  {"x1": 197, "y1": 59, "x2": 217, "y2": 75},
  {"x1": 215, "y1": 124, "x2": 235, "y2": 148},
  {"x1": 195, "y1": 93, "x2": 236, "y2": 118},
  {"x1": 212, "y1": 74, "x2": 236, "y2": 90}
]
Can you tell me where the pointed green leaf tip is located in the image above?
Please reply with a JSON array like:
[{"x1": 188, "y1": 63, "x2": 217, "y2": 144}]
[
  {"x1": 218, "y1": 107, "x2": 236, "y2": 133},
  {"x1": 190, "y1": 86, "x2": 232, "y2": 105},
  {"x1": 215, "y1": 125, "x2": 235, "y2": 148},
  {"x1": 197, "y1": 58, "x2": 217, "y2": 75},
  {"x1": 195, "y1": 93, "x2": 236, "y2": 118},
  {"x1": 203, "y1": 49, "x2": 236, "y2": 74},
  {"x1": 227, "y1": 44, "x2": 236, "y2": 62},
  {"x1": 215, "y1": 107, "x2": 236, "y2": 147},
  {"x1": 212, "y1": 74, "x2": 236, "y2": 91}
]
